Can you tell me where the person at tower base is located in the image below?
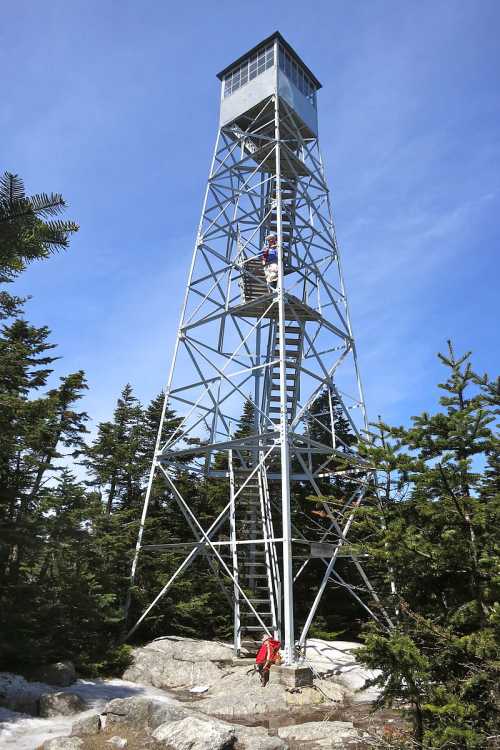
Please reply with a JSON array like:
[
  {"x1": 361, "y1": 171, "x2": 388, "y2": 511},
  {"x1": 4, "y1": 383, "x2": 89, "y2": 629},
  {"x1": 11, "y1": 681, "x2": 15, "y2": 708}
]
[
  {"x1": 261, "y1": 233, "x2": 279, "y2": 290},
  {"x1": 255, "y1": 633, "x2": 282, "y2": 687}
]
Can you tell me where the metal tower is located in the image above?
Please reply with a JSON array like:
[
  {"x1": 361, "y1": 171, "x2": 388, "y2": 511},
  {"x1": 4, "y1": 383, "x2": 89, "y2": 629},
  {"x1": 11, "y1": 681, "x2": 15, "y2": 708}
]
[{"x1": 127, "y1": 32, "x2": 390, "y2": 664}]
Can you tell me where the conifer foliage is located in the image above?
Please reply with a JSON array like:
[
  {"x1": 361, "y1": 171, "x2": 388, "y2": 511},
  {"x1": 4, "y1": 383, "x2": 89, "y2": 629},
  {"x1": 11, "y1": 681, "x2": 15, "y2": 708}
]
[
  {"x1": 0, "y1": 171, "x2": 78, "y2": 318},
  {"x1": 357, "y1": 344, "x2": 500, "y2": 748}
]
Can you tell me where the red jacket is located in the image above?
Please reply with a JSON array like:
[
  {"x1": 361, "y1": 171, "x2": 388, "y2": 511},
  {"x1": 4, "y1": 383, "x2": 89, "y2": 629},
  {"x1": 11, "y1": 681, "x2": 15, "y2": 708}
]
[{"x1": 255, "y1": 638, "x2": 281, "y2": 665}]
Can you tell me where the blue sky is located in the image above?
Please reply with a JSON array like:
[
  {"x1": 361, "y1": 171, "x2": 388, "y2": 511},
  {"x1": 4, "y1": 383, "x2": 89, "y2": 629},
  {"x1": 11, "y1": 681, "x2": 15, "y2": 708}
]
[{"x1": 2, "y1": 0, "x2": 499, "y2": 433}]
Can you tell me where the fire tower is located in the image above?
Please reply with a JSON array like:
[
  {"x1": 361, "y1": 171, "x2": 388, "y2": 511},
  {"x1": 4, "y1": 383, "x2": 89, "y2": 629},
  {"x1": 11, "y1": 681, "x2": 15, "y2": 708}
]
[{"x1": 126, "y1": 32, "x2": 391, "y2": 664}]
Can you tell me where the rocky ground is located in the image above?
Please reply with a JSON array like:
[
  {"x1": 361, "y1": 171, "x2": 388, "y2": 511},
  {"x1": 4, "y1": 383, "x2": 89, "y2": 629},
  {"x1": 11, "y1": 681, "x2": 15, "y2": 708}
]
[{"x1": 0, "y1": 638, "x2": 409, "y2": 749}]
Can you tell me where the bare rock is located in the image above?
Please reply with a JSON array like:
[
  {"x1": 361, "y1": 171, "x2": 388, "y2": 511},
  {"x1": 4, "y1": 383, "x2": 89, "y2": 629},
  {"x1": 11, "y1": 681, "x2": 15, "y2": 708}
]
[
  {"x1": 104, "y1": 696, "x2": 150, "y2": 727},
  {"x1": 149, "y1": 699, "x2": 190, "y2": 729},
  {"x1": 198, "y1": 669, "x2": 288, "y2": 718},
  {"x1": 237, "y1": 735, "x2": 288, "y2": 750},
  {"x1": 282, "y1": 680, "x2": 346, "y2": 707},
  {"x1": 303, "y1": 639, "x2": 381, "y2": 702},
  {"x1": 0, "y1": 690, "x2": 39, "y2": 715},
  {"x1": 41, "y1": 738, "x2": 84, "y2": 750},
  {"x1": 285, "y1": 685, "x2": 325, "y2": 707},
  {"x1": 39, "y1": 691, "x2": 86, "y2": 718},
  {"x1": 71, "y1": 712, "x2": 101, "y2": 735},
  {"x1": 277, "y1": 720, "x2": 362, "y2": 748},
  {"x1": 152, "y1": 715, "x2": 236, "y2": 750},
  {"x1": 33, "y1": 661, "x2": 76, "y2": 687},
  {"x1": 144, "y1": 636, "x2": 234, "y2": 662},
  {"x1": 107, "y1": 738, "x2": 128, "y2": 748},
  {"x1": 121, "y1": 637, "x2": 355, "y2": 716},
  {"x1": 104, "y1": 696, "x2": 188, "y2": 730},
  {"x1": 311, "y1": 680, "x2": 347, "y2": 703},
  {"x1": 197, "y1": 661, "x2": 345, "y2": 720},
  {"x1": 210, "y1": 722, "x2": 288, "y2": 750},
  {"x1": 0, "y1": 672, "x2": 43, "y2": 715},
  {"x1": 123, "y1": 637, "x2": 233, "y2": 690}
]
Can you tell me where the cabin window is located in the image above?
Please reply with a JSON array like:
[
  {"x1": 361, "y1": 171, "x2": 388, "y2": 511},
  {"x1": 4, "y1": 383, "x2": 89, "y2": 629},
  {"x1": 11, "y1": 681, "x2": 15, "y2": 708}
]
[
  {"x1": 223, "y1": 43, "x2": 275, "y2": 98},
  {"x1": 278, "y1": 44, "x2": 316, "y2": 107}
]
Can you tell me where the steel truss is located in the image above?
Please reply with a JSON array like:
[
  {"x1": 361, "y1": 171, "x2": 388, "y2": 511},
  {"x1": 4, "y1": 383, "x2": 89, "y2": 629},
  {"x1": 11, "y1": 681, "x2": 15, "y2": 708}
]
[{"x1": 126, "y1": 88, "x2": 392, "y2": 663}]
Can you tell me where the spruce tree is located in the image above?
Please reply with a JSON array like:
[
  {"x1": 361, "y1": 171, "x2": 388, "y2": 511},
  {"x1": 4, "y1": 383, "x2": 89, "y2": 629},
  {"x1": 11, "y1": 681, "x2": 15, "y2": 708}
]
[
  {"x1": 0, "y1": 320, "x2": 88, "y2": 582},
  {"x1": 234, "y1": 397, "x2": 256, "y2": 439},
  {"x1": 357, "y1": 344, "x2": 500, "y2": 748},
  {"x1": 0, "y1": 321, "x2": 91, "y2": 666},
  {"x1": 305, "y1": 387, "x2": 355, "y2": 453},
  {"x1": 0, "y1": 172, "x2": 78, "y2": 318},
  {"x1": 84, "y1": 384, "x2": 144, "y2": 514}
]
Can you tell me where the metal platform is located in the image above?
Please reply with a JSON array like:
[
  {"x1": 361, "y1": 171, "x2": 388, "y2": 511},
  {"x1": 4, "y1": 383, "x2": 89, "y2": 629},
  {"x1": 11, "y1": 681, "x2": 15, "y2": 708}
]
[{"x1": 231, "y1": 294, "x2": 321, "y2": 322}]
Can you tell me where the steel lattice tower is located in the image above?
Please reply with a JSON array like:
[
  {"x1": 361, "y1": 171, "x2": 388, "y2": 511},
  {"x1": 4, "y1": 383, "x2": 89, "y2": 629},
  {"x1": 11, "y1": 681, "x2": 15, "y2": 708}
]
[{"x1": 127, "y1": 32, "x2": 391, "y2": 664}]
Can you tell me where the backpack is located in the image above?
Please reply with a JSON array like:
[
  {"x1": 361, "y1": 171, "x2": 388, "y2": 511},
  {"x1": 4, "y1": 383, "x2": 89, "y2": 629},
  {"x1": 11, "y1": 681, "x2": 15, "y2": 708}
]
[{"x1": 255, "y1": 638, "x2": 282, "y2": 665}]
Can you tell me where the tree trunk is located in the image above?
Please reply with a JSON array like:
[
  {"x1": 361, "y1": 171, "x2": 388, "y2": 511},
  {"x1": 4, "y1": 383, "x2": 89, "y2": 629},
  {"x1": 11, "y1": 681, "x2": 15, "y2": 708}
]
[
  {"x1": 438, "y1": 463, "x2": 488, "y2": 625},
  {"x1": 413, "y1": 699, "x2": 424, "y2": 749},
  {"x1": 106, "y1": 475, "x2": 117, "y2": 515}
]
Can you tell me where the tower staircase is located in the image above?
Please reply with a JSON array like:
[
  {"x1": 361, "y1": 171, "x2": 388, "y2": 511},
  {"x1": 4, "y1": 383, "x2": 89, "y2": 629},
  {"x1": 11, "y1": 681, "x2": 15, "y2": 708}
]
[
  {"x1": 266, "y1": 177, "x2": 298, "y2": 269},
  {"x1": 266, "y1": 322, "x2": 303, "y2": 429},
  {"x1": 230, "y1": 460, "x2": 280, "y2": 651}
]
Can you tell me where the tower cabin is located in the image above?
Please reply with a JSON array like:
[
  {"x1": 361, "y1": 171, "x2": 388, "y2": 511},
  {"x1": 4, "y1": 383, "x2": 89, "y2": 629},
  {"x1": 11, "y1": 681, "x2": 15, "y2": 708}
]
[{"x1": 217, "y1": 31, "x2": 321, "y2": 142}]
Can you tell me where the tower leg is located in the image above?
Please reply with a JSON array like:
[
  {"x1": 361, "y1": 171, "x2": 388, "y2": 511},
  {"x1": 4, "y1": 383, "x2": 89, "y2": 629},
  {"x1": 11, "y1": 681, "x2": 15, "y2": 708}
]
[
  {"x1": 229, "y1": 450, "x2": 241, "y2": 656},
  {"x1": 274, "y1": 93, "x2": 295, "y2": 665}
]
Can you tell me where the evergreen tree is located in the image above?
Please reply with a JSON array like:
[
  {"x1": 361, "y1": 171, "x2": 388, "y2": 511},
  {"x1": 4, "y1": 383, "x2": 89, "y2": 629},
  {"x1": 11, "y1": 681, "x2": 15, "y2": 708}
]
[
  {"x1": 357, "y1": 344, "x2": 500, "y2": 749},
  {"x1": 0, "y1": 319, "x2": 56, "y2": 537},
  {"x1": 0, "y1": 172, "x2": 78, "y2": 318},
  {"x1": 123, "y1": 392, "x2": 233, "y2": 641},
  {"x1": 305, "y1": 387, "x2": 355, "y2": 452},
  {"x1": 84, "y1": 384, "x2": 144, "y2": 514},
  {"x1": 24, "y1": 371, "x2": 88, "y2": 504},
  {"x1": 228, "y1": 397, "x2": 256, "y2": 471},
  {"x1": 0, "y1": 321, "x2": 92, "y2": 667},
  {"x1": 0, "y1": 170, "x2": 131, "y2": 674},
  {"x1": 0, "y1": 172, "x2": 118, "y2": 671},
  {"x1": 234, "y1": 397, "x2": 256, "y2": 440},
  {"x1": 2, "y1": 470, "x2": 124, "y2": 669},
  {"x1": 289, "y1": 387, "x2": 365, "y2": 639},
  {"x1": 0, "y1": 319, "x2": 88, "y2": 584}
]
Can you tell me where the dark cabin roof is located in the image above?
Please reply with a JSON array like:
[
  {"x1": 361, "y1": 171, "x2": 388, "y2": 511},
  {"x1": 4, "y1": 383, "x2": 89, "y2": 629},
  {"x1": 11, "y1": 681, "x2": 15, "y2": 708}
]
[{"x1": 216, "y1": 31, "x2": 322, "y2": 90}]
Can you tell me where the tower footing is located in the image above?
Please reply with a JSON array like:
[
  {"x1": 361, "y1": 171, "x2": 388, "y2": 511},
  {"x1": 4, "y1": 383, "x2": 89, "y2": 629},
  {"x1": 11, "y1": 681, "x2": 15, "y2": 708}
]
[{"x1": 275, "y1": 665, "x2": 313, "y2": 688}]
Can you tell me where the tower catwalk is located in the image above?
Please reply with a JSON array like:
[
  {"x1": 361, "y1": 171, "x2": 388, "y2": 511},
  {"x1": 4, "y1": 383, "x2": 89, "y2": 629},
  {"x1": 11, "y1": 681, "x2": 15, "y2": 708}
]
[{"x1": 126, "y1": 32, "x2": 391, "y2": 664}]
